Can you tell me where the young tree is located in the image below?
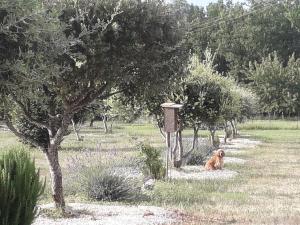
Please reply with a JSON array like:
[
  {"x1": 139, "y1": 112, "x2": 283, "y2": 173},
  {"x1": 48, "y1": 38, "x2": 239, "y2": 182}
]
[{"x1": 1, "y1": 0, "x2": 186, "y2": 209}]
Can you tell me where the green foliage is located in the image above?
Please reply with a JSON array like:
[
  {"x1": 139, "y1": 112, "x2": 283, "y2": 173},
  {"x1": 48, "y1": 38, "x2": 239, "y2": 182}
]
[
  {"x1": 86, "y1": 170, "x2": 141, "y2": 202},
  {"x1": 65, "y1": 162, "x2": 142, "y2": 202},
  {"x1": 0, "y1": 149, "x2": 45, "y2": 225},
  {"x1": 139, "y1": 144, "x2": 165, "y2": 180},
  {"x1": 188, "y1": 0, "x2": 300, "y2": 82},
  {"x1": 176, "y1": 52, "x2": 249, "y2": 131},
  {"x1": 249, "y1": 52, "x2": 300, "y2": 115}
]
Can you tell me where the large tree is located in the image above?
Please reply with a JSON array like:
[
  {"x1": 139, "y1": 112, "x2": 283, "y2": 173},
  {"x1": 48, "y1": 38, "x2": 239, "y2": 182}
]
[{"x1": 0, "y1": 0, "x2": 186, "y2": 208}]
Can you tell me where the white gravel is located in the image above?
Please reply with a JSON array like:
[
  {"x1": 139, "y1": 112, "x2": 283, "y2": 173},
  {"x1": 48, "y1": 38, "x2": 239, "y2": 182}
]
[
  {"x1": 170, "y1": 166, "x2": 238, "y2": 180},
  {"x1": 224, "y1": 157, "x2": 246, "y2": 164},
  {"x1": 220, "y1": 138, "x2": 261, "y2": 151},
  {"x1": 33, "y1": 203, "x2": 178, "y2": 225}
]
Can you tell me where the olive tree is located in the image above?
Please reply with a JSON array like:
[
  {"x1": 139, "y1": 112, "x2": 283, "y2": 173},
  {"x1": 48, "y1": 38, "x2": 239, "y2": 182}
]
[{"x1": 1, "y1": 0, "x2": 185, "y2": 209}]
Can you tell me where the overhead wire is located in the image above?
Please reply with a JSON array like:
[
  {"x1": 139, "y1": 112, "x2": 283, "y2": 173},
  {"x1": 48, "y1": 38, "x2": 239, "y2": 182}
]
[{"x1": 187, "y1": 2, "x2": 276, "y2": 33}]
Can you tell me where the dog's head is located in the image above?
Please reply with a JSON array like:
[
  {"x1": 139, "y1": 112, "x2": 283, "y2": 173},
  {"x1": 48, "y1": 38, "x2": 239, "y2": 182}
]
[{"x1": 216, "y1": 149, "x2": 225, "y2": 158}]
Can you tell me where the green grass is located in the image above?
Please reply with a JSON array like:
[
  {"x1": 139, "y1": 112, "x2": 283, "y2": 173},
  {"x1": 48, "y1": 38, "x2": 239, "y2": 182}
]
[
  {"x1": 238, "y1": 119, "x2": 300, "y2": 130},
  {"x1": 240, "y1": 129, "x2": 300, "y2": 143}
]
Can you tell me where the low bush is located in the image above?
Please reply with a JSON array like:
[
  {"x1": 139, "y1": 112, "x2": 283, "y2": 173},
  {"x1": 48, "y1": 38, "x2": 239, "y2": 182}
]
[
  {"x1": 86, "y1": 169, "x2": 141, "y2": 201},
  {"x1": 186, "y1": 140, "x2": 215, "y2": 166},
  {"x1": 64, "y1": 151, "x2": 143, "y2": 202},
  {"x1": 0, "y1": 149, "x2": 45, "y2": 225},
  {"x1": 187, "y1": 150, "x2": 206, "y2": 165},
  {"x1": 139, "y1": 144, "x2": 165, "y2": 180}
]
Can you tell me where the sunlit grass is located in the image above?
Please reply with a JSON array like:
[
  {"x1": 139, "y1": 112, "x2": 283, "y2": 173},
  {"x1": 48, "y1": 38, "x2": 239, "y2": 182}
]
[{"x1": 238, "y1": 119, "x2": 300, "y2": 130}]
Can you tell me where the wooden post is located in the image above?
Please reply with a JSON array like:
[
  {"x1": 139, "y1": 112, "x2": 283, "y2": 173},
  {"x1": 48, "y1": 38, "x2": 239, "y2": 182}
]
[
  {"x1": 161, "y1": 103, "x2": 183, "y2": 180},
  {"x1": 165, "y1": 132, "x2": 171, "y2": 180}
]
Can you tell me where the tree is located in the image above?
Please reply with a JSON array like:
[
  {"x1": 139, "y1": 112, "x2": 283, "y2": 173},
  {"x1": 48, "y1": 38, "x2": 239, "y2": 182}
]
[
  {"x1": 188, "y1": 0, "x2": 300, "y2": 83},
  {"x1": 249, "y1": 52, "x2": 300, "y2": 117},
  {"x1": 1, "y1": 0, "x2": 186, "y2": 209}
]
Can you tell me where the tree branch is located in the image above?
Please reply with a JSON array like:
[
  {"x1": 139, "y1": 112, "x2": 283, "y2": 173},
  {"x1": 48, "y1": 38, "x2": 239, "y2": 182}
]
[
  {"x1": 10, "y1": 93, "x2": 50, "y2": 130},
  {"x1": 4, "y1": 113, "x2": 42, "y2": 150}
]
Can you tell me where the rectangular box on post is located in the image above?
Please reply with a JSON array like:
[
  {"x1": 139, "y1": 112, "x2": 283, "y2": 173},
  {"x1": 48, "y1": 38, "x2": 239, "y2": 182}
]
[{"x1": 161, "y1": 103, "x2": 183, "y2": 132}]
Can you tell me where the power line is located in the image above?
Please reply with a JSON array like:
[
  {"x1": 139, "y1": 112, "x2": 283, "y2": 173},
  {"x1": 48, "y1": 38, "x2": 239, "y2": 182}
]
[{"x1": 188, "y1": 2, "x2": 276, "y2": 33}]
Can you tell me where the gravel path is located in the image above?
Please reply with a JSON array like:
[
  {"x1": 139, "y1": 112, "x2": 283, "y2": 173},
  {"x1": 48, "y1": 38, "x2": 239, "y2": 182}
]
[
  {"x1": 33, "y1": 203, "x2": 178, "y2": 225},
  {"x1": 170, "y1": 166, "x2": 238, "y2": 180},
  {"x1": 224, "y1": 157, "x2": 246, "y2": 164}
]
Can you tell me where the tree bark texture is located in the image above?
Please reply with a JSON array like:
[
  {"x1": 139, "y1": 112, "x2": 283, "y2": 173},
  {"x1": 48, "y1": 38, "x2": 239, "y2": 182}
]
[{"x1": 45, "y1": 144, "x2": 65, "y2": 209}]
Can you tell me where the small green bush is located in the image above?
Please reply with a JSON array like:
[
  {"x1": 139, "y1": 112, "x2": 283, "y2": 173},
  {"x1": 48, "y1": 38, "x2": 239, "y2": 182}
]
[
  {"x1": 0, "y1": 149, "x2": 45, "y2": 225},
  {"x1": 139, "y1": 144, "x2": 165, "y2": 180},
  {"x1": 86, "y1": 170, "x2": 141, "y2": 201},
  {"x1": 64, "y1": 153, "x2": 143, "y2": 202}
]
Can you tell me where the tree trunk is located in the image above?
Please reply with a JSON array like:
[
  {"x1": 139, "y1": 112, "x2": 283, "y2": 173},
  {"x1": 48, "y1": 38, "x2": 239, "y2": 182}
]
[
  {"x1": 171, "y1": 131, "x2": 179, "y2": 161},
  {"x1": 224, "y1": 122, "x2": 228, "y2": 144},
  {"x1": 191, "y1": 126, "x2": 199, "y2": 151},
  {"x1": 89, "y1": 119, "x2": 94, "y2": 127},
  {"x1": 159, "y1": 126, "x2": 166, "y2": 139},
  {"x1": 230, "y1": 120, "x2": 237, "y2": 137},
  {"x1": 182, "y1": 126, "x2": 199, "y2": 160},
  {"x1": 71, "y1": 119, "x2": 82, "y2": 141},
  {"x1": 45, "y1": 144, "x2": 65, "y2": 209},
  {"x1": 209, "y1": 127, "x2": 217, "y2": 147},
  {"x1": 234, "y1": 119, "x2": 238, "y2": 136},
  {"x1": 103, "y1": 115, "x2": 108, "y2": 133},
  {"x1": 174, "y1": 130, "x2": 183, "y2": 168},
  {"x1": 297, "y1": 113, "x2": 299, "y2": 129}
]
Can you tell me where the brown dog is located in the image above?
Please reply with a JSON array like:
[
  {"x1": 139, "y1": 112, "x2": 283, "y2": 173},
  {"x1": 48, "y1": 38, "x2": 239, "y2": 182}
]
[{"x1": 205, "y1": 149, "x2": 225, "y2": 170}]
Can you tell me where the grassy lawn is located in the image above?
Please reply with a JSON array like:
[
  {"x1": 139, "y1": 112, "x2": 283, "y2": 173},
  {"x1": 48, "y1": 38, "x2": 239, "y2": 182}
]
[{"x1": 0, "y1": 120, "x2": 300, "y2": 224}]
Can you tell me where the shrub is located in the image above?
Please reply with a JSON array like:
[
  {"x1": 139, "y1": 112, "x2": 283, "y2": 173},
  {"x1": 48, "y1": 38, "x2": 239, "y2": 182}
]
[
  {"x1": 187, "y1": 151, "x2": 206, "y2": 165},
  {"x1": 0, "y1": 149, "x2": 45, "y2": 225},
  {"x1": 86, "y1": 169, "x2": 141, "y2": 201},
  {"x1": 64, "y1": 151, "x2": 143, "y2": 202},
  {"x1": 139, "y1": 144, "x2": 165, "y2": 180},
  {"x1": 186, "y1": 140, "x2": 215, "y2": 166}
]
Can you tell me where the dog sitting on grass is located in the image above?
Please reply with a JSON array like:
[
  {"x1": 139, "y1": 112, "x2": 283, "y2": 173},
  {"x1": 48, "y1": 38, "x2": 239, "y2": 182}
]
[{"x1": 204, "y1": 149, "x2": 225, "y2": 170}]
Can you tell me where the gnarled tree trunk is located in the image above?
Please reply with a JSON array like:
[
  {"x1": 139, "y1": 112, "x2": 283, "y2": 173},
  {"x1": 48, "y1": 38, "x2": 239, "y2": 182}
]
[{"x1": 45, "y1": 144, "x2": 65, "y2": 209}]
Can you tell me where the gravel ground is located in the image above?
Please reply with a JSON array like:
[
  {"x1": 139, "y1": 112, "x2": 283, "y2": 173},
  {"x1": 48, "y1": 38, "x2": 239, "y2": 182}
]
[
  {"x1": 170, "y1": 166, "x2": 238, "y2": 180},
  {"x1": 220, "y1": 138, "x2": 261, "y2": 151},
  {"x1": 33, "y1": 203, "x2": 179, "y2": 225},
  {"x1": 224, "y1": 157, "x2": 246, "y2": 164}
]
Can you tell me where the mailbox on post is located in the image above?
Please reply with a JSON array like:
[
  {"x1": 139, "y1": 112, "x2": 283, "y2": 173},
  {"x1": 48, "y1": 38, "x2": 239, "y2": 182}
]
[
  {"x1": 161, "y1": 103, "x2": 183, "y2": 132},
  {"x1": 161, "y1": 102, "x2": 183, "y2": 180}
]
